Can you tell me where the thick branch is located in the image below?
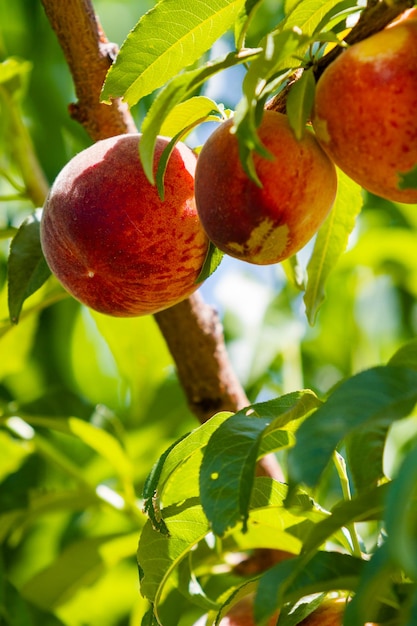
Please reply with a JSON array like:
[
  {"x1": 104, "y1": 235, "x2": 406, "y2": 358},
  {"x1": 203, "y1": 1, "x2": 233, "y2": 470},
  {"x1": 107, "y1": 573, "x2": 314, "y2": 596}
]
[
  {"x1": 41, "y1": 0, "x2": 136, "y2": 139},
  {"x1": 40, "y1": 0, "x2": 267, "y2": 442}
]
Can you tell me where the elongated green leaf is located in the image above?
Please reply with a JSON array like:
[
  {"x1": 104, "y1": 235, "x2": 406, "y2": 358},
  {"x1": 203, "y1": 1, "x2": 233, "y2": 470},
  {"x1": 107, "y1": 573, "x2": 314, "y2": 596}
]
[
  {"x1": 160, "y1": 96, "x2": 224, "y2": 138},
  {"x1": 0, "y1": 56, "x2": 32, "y2": 101},
  {"x1": 139, "y1": 48, "x2": 258, "y2": 183},
  {"x1": 10, "y1": 415, "x2": 133, "y2": 489},
  {"x1": 200, "y1": 414, "x2": 270, "y2": 536},
  {"x1": 283, "y1": 0, "x2": 352, "y2": 35},
  {"x1": 138, "y1": 500, "x2": 210, "y2": 607},
  {"x1": 7, "y1": 211, "x2": 51, "y2": 324},
  {"x1": 286, "y1": 68, "x2": 315, "y2": 140},
  {"x1": 388, "y1": 338, "x2": 417, "y2": 370},
  {"x1": 343, "y1": 544, "x2": 398, "y2": 626},
  {"x1": 196, "y1": 242, "x2": 224, "y2": 283},
  {"x1": 254, "y1": 551, "x2": 364, "y2": 624},
  {"x1": 385, "y1": 443, "x2": 417, "y2": 580},
  {"x1": 101, "y1": 0, "x2": 245, "y2": 106},
  {"x1": 22, "y1": 533, "x2": 138, "y2": 609},
  {"x1": 302, "y1": 483, "x2": 389, "y2": 555},
  {"x1": 304, "y1": 169, "x2": 363, "y2": 325},
  {"x1": 287, "y1": 366, "x2": 417, "y2": 491},
  {"x1": 345, "y1": 421, "x2": 387, "y2": 492},
  {"x1": 200, "y1": 392, "x2": 319, "y2": 536},
  {"x1": 143, "y1": 411, "x2": 231, "y2": 506}
]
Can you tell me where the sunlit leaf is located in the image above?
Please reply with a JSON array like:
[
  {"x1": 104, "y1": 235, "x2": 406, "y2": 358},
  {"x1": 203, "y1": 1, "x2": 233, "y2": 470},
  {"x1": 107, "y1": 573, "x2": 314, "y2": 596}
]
[
  {"x1": 0, "y1": 57, "x2": 32, "y2": 101},
  {"x1": 301, "y1": 483, "x2": 389, "y2": 555},
  {"x1": 160, "y1": 96, "x2": 224, "y2": 138},
  {"x1": 287, "y1": 366, "x2": 417, "y2": 491},
  {"x1": 343, "y1": 543, "x2": 398, "y2": 626},
  {"x1": 388, "y1": 338, "x2": 417, "y2": 370},
  {"x1": 200, "y1": 391, "x2": 319, "y2": 536},
  {"x1": 138, "y1": 500, "x2": 210, "y2": 608},
  {"x1": 101, "y1": 0, "x2": 246, "y2": 106},
  {"x1": 345, "y1": 421, "x2": 387, "y2": 492},
  {"x1": 139, "y1": 48, "x2": 258, "y2": 183},
  {"x1": 286, "y1": 68, "x2": 315, "y2": 140},
  {"x1": 283, "y1": 0, "x2": 354, "y2": 35},
  {"x1": 22, "y1": 533, "x2": 138, "y2": 610},
  {"x1": 196, "y1": 242, "x2": 224, "y2": 283},
  {"x1": 385, "y1": 443, "x2": 417, "y2": 580},
  {"x1": 304, "y1": 169, "x2": 363, "y2": 325},
  {"x1": 7, "y1": 210, "x2": 51, "y2": 324}
]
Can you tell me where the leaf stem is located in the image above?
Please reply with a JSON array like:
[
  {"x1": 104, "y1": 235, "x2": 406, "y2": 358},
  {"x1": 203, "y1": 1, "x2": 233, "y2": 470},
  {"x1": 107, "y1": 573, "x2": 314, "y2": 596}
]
[{"x1": 333, "y1": 451, "x2": 362, "y2": 558}]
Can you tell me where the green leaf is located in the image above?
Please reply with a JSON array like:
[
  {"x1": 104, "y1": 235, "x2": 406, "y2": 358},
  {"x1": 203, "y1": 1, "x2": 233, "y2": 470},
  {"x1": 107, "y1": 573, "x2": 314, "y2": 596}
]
[
  {"x1": 143, "y1": 411, "x2": 231, "y2": 512},
  {"x1": 22, "y1": 533, "x2": 138, "y2": 610},
  {"x1": 101, "y1": 0, "x2": 245, "y2": 106},
  {"x1": 196, "y1": 242, "x2": 224, "y2": 283},
  {"x1": 286, "y1": 68, "x2": 316, "y2": 140},
  {"x1": 200, "y1": 391, "x2": 319, "y2": 536},
  {"x1": 200, "y1": 414, "x2": 272, "y2": 536},
  {"x1": 385, "y1": 443, "x2": 417, "y2": 580},
  {"x1": 233, "y1": 28, "x2": 307, "y2": 181},
  {"x1": 139, "y1": 48, "x2": 258, "y2": 183},
  {"x1": 345, "y1": 421, "x2": 387, "y2": 492},
  {"x1": 343, "y1": 543, "x2": 398, "y2": 626},
  {"x1": 0, "y1": 57, "x2": 32, "y2": 102},
  {"x1": 254, "y1": 551, "x2": 364, "y2": 624},
  {"x1": 388, "y1": 338, "x2": 417, "y2": 370},
  {"x1": 10, "y1": 415, "x2": 134, "y2": 494},
  {"x1": 283, "y1": 0, "x2": 351, "y2": 35},
  {"x1": 160, "y1": 96, "x2": 224, "y2": 139},
  {"x1": 138, "y1": 500, "x2": 210, "y2": 608},
  {"x1": 398, "y1": 164, "x2": 417, "y2": 191},
  {"x1": 287, "y1": 366, "x2": 417, "y2": 491},
  {"x1": 304, "y1": 169, "x2": 363, "y2": 325},
  {"x1": 7, "y1": 211, "x2": 51, "y2": 324},
  {"x1": 301, "y1": 483, "x2": 389, "y2": 556}
]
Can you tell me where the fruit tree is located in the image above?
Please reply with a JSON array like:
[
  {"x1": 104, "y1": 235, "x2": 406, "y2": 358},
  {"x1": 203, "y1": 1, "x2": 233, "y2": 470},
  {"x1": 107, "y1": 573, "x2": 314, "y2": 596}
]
[{"x1": 1, "y1": 1, "x2": 417, "y2": 626}]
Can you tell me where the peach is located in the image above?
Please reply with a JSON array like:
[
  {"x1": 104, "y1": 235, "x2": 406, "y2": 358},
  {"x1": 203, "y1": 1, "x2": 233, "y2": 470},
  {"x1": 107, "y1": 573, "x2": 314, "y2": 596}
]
[
  {"x1": 298, "y1": 598, "x2": 377, "y2": 626},
  {"x1": 313, "y1": 20, "x2": 417, "y2": 203},
  {"x1": 194, "y1": 111, "x2": 337, "y2": 265},
  {"x1": 40, "y1": 134, "x2": 209, "y2": 317}
]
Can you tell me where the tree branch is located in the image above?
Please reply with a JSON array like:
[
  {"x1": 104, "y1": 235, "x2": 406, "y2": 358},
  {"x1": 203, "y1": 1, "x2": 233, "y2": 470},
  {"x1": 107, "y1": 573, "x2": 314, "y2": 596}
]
[{"x1": 40, "y1": 0, "x2": 281, "y2": 484}]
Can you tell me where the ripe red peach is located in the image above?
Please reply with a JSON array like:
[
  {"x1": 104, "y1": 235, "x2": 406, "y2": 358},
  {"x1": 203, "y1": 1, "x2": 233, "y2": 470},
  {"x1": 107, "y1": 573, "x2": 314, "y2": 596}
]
[
  {"x1": 313, "y1": 19, "x2": 417, "y2": 203},
  {"x1": 40, "y1": 134, "x2": 209, "y2": 317},
  {"x1": 194, "y1": 111, "x2": 337, "y2": 265}
]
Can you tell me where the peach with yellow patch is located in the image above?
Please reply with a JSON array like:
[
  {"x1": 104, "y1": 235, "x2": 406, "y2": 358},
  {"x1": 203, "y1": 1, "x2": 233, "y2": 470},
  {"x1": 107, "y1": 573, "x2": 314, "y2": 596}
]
[{"x1": 194, "y1": 111, "x2": 337, "y2": 266}]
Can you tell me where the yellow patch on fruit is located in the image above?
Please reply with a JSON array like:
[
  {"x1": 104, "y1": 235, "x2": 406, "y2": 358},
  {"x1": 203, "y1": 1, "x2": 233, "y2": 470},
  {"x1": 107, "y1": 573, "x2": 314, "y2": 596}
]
[
  {"x1": 352, "y1": 25, "x2": 409, "y2": 61},
  {"x1": 227, "y1": 219, "x2": 289, "y2": 265}
]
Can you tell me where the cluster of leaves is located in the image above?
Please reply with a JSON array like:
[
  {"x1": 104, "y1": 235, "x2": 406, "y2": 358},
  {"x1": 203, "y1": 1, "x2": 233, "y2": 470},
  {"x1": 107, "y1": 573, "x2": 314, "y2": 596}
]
[{"x1": 137, "y1": 340, "x2": 417, "y2": 626}]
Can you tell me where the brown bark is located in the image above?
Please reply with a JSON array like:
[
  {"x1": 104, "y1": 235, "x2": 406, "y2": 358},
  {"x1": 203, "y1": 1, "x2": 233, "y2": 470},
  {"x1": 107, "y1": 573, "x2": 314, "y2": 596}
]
[
  {"x1": 40, "y1": 0, "x2": 267, "y2": 453},
  {"x1": 41, "y1": 0, "x2": 136, "y2": 140}
]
